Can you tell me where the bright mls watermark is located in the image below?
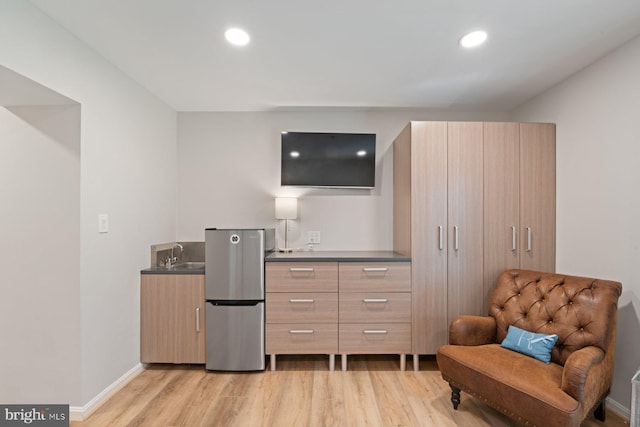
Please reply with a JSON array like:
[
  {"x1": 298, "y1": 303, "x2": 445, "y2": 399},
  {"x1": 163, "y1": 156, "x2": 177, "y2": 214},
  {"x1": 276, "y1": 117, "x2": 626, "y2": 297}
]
[{"x1": 0, "y1": 405, "x2": 68, "y2": 426}]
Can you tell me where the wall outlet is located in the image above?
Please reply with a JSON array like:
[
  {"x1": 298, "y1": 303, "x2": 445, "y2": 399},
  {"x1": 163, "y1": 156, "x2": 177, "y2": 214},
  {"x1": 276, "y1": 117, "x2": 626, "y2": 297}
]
[{"x1": 308, "y1": 231, "x2": 321, "y2": 244}]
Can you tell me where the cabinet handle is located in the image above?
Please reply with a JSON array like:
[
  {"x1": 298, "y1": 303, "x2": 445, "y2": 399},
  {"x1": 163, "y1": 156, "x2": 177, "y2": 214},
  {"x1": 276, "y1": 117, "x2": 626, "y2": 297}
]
[
  {"x1": 363, "y1": 330, "x2": 388, "y2": 334},
  {"x1": 454, "y1": 226, "x2": 459, "y2": 251},
  {"x1": 526, "y1": 227, "x2": 532, "y2": 252},
  {"x1": 289, "y1": 267, "x2": 314, "y2": 272},
  {"x1": 289, "y1": 329, "x2": 314, "y2": 334},
  {"x1": 196, "y1": 307, "x2": 200, "y2": 333},
  {"x1": 438, "y1": 226, "x2": 444, "y2": 250},
  {"x1": 363, "y1": 267, "x2": 388, "y2": 272},
  {"x1": 511, "y1": 226, "x2": 517, "y2": 252},
  {"x1": 289, "y1": 299, "x2": 314, "y2": 303},
  {"x1": 363, "y1": 298, "x2": 388, "y2": 303}
]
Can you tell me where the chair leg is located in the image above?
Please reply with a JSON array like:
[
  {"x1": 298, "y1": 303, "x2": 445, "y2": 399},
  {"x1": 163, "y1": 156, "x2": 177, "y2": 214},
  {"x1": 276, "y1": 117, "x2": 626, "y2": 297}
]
[
  {"x1": 450, "y1": 384, "x2": 461, "y2": 410},
  {"x1": 594, "y1": 399, "x2": 606, "y2": 421}
]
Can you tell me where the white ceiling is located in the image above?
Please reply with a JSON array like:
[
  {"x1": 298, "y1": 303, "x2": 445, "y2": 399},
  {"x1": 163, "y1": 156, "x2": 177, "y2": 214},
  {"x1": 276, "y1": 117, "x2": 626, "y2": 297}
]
[{"x1": 29, "y1": 0, "x2": 640, "y2": 112}]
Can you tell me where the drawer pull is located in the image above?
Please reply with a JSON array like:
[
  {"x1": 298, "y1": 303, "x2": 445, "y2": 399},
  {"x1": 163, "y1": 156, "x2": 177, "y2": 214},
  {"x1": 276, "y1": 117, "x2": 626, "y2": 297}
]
[
  {"x1": 289, "y1": 267, "x2": 315, "y2": 272},
  {"x1": 289, "y1": 329, "x2": 314, "y2": 334},
  {"x1": 363, "y1": 267, "x2": 388, "y2": 272},
  {"x1": 363, "y1": 298, "x2": 388, "y2": 303},
  {"x1": 289, "y1": 299, "x2": 315, "y2": 303},
  {"x1": 363, "y1": 330, "x2": 388, "y2": 334}
]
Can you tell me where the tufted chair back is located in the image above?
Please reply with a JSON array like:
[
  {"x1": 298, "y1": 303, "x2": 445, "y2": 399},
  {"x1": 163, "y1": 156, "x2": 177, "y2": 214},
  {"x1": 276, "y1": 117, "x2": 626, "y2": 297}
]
[{"x1": 488, "y1": 269, "x2": 622, "y2": 366}]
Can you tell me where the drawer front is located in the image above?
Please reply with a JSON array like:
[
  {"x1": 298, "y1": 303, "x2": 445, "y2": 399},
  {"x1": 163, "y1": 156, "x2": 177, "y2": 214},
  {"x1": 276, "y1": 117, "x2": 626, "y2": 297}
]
[
  {"x1": 266, "y1": 292, "x2": 338, "y2": 323},
  {"x1": 339, "y1": 262, "x2": 411, "y2": 292},
  {"x1": 339, "y1": 292, "x2": 410, "y2": 323},
  {"x1": 266, "y1": 323, "x2": 338, "y2": 354},
  {"x1": 266, "y1": 262, "x2": 338, "y2": 292},
  {"x1": 339, "y1": 323, "x2": 411, "y2": 354}
]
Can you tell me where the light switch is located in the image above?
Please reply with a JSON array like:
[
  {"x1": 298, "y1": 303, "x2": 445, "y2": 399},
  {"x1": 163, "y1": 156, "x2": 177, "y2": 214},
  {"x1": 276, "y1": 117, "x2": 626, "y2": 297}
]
[{"x1": 98, "y1": 214, "x2": 109, "y2": 233}]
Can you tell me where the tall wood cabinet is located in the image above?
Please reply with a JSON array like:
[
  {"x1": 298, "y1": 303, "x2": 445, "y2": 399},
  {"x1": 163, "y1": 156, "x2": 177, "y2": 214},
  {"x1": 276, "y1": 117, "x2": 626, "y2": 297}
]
[
  {"x1": 483, "y1": 122, "x2": 556, "y2": 311},
  {"x1": 393, "y1": 121, "x2": 555, "y2": 364},
  {"x1": 140, "y1": 273, "x2": 206, "y2": 364}
]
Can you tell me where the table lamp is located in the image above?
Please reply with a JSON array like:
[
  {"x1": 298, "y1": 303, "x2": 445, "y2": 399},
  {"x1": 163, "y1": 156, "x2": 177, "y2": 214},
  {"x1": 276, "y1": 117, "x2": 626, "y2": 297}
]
[{"x1": 275, "y1": 197, "x2": 297, "y2": 252}]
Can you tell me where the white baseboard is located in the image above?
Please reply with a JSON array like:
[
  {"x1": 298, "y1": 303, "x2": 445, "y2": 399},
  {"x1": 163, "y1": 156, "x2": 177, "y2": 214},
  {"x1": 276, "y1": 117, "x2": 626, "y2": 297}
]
[
  {"x1": 69, "y1": 363, "x2": 144, "y2": 421},
  {"x1": 607, "y1": 396, "x2": 631, "y2": 420}
]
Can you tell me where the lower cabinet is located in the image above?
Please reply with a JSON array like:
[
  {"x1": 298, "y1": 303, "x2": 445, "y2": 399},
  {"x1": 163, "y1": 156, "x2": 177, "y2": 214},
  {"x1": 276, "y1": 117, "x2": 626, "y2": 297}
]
[
  {"x1": 140, "y1": 273, "x2": 206, "y2": 364},
  {"x1": 265, "y1": 262, "x2": 339, "y2": 371},
  {"x1": 265, "y1": 260, "x2": 411, "y2": 371},
  {"x1": 338, "y1": 262, "x2": 411, "y2": 371}
]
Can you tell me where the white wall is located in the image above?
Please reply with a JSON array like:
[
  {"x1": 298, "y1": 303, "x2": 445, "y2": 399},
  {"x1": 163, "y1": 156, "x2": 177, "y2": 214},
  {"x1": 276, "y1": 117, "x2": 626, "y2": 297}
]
[
  {"x1": 177, "y1": 110, "x2": 509, "y2": 249},
  {"x1": 0, "y1": 104, "x2": 81, "y2": 404},
  {"x1": 512, "y1": 34, "x2": 640, "y2": 411},
  {"x1": 0, "y1": 1, "x2": 177, "y2": 407}
]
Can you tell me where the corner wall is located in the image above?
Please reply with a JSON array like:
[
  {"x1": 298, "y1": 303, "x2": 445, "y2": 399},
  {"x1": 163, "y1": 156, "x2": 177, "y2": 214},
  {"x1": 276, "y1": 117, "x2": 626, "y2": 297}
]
[
  {"x1": 0, "y1": 1, "x2": 177, "y2": 406},
  {"x1": 0, "y1": 104, "x2": 81, "y2": 404},
  {"x1": 512, "y1": 34, "x2": 640, "y2": 411}
]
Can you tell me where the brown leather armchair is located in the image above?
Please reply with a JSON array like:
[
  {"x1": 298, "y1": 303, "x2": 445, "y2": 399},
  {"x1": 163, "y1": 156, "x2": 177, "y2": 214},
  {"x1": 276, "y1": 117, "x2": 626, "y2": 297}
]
[{"x1": 436, "y1": 269, "x2": 622, "y2": 427}]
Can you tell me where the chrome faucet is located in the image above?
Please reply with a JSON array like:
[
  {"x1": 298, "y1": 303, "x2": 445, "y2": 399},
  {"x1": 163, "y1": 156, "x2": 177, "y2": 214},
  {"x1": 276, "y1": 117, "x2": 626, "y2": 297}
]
[{"x1": 170, "y1": 243, "x2": 184, "y2": 265}]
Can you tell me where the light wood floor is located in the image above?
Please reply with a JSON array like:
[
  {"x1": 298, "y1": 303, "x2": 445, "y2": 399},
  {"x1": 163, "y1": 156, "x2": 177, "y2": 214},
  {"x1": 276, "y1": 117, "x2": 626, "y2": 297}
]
[{"x1": 72, "y1": 355, "x2": 629, "y2": 427}]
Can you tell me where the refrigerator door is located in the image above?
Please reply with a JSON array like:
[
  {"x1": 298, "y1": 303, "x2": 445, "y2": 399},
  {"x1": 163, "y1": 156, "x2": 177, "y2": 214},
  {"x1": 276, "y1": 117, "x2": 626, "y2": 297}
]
[
  {"x1": 205, "y1": 301, "x2": 265, "y2": 371},
  {"x1": 205, "y1": 229, "x2": 265, "y2": 300}
]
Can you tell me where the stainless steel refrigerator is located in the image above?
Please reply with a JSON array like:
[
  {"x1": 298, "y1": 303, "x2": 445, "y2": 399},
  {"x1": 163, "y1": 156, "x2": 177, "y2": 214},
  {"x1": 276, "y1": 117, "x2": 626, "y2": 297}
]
[{"x1": 205, "y1": 228, "x2": 275, "y2": 371}]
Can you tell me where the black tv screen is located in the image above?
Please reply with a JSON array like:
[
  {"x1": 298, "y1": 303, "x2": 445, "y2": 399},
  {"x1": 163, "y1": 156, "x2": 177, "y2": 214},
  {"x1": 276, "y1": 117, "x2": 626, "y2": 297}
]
[{"x1": 281, "y1": 132, "x2": 376, "y2": 188}]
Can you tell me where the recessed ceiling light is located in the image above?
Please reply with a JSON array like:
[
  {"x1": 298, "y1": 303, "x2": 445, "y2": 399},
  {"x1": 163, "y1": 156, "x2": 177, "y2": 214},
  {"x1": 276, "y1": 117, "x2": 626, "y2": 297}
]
[
  {"x1": 290, "y1": 151, "x2": 300, "y2": 158},
  {"x1": 225, "y1": 28, "x2": 250, "y2": 46},
  {"x1": 356, "y1": 150, "x2": 367, "y2": 157},
  {"x1": 459, "y1": 30, "x2": 487, "y2": 48}
]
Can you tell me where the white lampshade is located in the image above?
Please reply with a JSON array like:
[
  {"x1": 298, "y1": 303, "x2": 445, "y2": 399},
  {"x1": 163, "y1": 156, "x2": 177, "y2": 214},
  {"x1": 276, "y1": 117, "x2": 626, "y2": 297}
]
[{"x1": 275, "y1": 197, "x2": 298, "y2": 220}]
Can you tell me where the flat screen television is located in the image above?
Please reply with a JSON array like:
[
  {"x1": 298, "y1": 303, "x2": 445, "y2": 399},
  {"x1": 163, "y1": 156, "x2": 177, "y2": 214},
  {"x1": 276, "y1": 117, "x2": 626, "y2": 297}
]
[{"x1": 281, "y1": 132, "x2": 376, "y2": 188}]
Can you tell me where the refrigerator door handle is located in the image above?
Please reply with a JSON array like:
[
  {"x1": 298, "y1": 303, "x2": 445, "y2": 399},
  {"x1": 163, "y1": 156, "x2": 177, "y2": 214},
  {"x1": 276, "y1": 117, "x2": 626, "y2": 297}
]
[{"x1": 207, "y1": 300, "x2": 262, "y2": 306}]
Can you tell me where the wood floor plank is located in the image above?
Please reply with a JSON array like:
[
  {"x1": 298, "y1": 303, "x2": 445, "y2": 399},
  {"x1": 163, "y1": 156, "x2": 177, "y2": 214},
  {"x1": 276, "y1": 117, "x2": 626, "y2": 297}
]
[
  {"x1": 369, "y1": 369, "x2": 421, "y2": 426},
  {"x1": 310, "y1": 369, "x2": 346, "y2": 427},
  {"x1": 75, "y1": 366, "x2": 177, "y2": 427},
  {"x1": 72, "y1": 356, "x2": 630, "y2": 427},
  {"x1": 342, "y1": 371, "x2": 384, "y2": 426}
]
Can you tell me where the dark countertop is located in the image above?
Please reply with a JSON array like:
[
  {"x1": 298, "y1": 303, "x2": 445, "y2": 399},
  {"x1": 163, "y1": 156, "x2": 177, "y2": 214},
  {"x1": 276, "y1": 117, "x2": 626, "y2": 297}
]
[
  {"x1": 141, "y1": 251, "x2": 410, "y2": 274},
  {"x1": 265, "y1": 250, "x2": 410, "y2": 262},
  {"x1": 141, "y1": 263, "x2": 205, "y2": 275}
]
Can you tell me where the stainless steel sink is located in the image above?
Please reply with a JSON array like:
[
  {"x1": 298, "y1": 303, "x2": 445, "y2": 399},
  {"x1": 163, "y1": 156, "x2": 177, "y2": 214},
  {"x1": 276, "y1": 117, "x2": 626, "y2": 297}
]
[{"x1": 170, "y1": 262, "x2": 205, "y2": 269}]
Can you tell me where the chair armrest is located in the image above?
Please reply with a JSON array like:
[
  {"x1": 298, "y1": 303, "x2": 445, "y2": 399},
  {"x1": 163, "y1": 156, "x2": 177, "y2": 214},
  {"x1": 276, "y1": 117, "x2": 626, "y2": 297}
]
[
  {"x1": 449, "y1": 315, "x2": 496, "y2": 346},
  {"x1": 561, "y1": 346, "x2": 606, "y2": 402}
]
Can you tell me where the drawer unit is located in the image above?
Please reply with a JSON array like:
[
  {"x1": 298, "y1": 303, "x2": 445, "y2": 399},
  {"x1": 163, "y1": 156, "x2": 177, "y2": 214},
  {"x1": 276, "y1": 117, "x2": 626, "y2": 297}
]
[
  {"x1": 266, "y1": 262, "x2": 339, "y2": 371},
  {"x1": 266, "y1": 256, "x2": 411, "y2": 372},
  {"x1": 338, "y1": 292, "x2": 411, "y2": 323},
  {"x1": 266, "y1": 262, "x2": 338, "y2": 292},
  {"x1": 266, "y1": 292, "x2": 338, "y2": 323},
  {"x1": 266, "y1": 323, "x2": 338, "y2": 354},
  {"x1": 338, "y1": 261, "x2": 411, "y2": 371},
  {"x1": 339, "y1": 323, "x2": 411, "y2": 354},
  {"x1": 339, "y1": 262, "x2": 411, "y2": 292}
]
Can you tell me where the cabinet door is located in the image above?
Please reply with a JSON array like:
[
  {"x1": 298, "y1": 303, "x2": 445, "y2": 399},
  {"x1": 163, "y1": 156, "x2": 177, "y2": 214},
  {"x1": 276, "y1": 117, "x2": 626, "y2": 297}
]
[
  {"x1": 447, "y1": 122, "x2": 484, "y2": 325},
  {"x1": 411, "y1": 122, "x2": 448, "y2": 354},
  {"x1": 141, "y1": 275, "x2": 176, "y2": 363},
  {"x1": 483, "y1": 122, "x2": 520, "y2": 312},
  {"x1": 175, "y1": 275, "x2": 206, "y2": 363},
  {"x1": 520, "y1": 123, "x2": 556, "y2": 272}
]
